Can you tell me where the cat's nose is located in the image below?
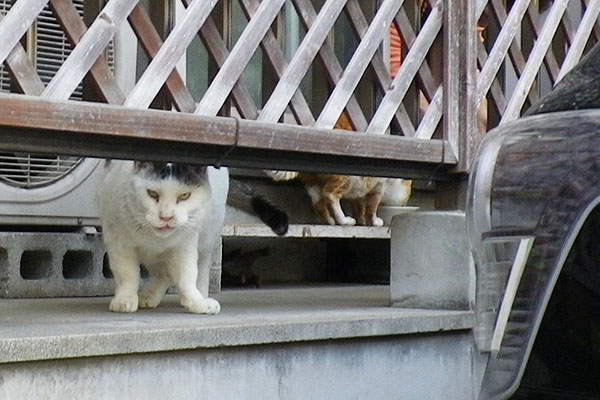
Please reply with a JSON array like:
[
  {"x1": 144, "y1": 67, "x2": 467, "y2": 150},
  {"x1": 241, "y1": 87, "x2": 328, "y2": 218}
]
[{"x1": 159, "y1": 214, "x2": 174, "y2": 222}]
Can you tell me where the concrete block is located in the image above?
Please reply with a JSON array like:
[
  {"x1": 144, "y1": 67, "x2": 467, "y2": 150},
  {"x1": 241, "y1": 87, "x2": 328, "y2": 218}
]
[
  {"x1": 390, "y1": 211, "x2": 474, "y2": 310},
  {"x1": 0, "y1": 232, "x2": 221, "y2": 298}
]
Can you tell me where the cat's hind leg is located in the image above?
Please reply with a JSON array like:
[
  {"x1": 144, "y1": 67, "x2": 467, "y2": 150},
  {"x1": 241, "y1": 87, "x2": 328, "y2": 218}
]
[
  {"x1": 107, "y1": 249, "x2": 141, "y2": 313},
  {"x1": 364, "y1": 188, "x2": 384, "y2": 227},
  {"x1": 350, "y1": 199, "x2": 367, "y2": 225},
  {"x1": 168, "y1": 247, "x2": 220, "y2": 315}
]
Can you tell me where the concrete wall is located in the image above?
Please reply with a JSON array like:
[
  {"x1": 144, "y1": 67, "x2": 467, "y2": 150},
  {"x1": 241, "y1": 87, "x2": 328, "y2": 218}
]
[{"x1": 0, "y1": 333, "x2": 476, "y2": 400}]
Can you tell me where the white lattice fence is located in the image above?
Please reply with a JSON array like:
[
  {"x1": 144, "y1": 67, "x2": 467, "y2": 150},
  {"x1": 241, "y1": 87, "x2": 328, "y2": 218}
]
[{"x1": 0, "y1": 0, "x2": 597, "y2": 173}]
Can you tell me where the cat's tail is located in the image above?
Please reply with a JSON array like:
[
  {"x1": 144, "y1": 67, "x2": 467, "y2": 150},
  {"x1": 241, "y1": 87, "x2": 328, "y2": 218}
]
[
  {"x1": 227, "y1": 179, "x2": 289, "y2": 236},
  {"x1": 264, "y1": 170, "x2": 299, "y2": 181}
]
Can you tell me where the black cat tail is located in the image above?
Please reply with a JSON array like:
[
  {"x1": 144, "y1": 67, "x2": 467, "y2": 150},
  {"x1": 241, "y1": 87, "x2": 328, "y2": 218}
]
[
  {"x1": 227, "y1": 179, "x2": 289, "y2": 236},
  {"x1": 249, "y1": 195, "x2": 289, "y2": 236}
]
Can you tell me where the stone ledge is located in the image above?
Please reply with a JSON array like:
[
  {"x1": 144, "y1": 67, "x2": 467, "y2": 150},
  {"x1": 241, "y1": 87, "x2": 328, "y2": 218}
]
[
  {"x1": 223, "y1": 223, "x2": 391, "y2": 239},
  {"x1": 0, "y1": 286, "x2": 473, "y2": 363}
]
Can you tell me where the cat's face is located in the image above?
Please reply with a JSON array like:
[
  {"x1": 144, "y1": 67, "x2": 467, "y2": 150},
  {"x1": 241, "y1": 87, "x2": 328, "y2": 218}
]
[{"x1": 131, "y1": 162, "x2": 211, "y2": 236}]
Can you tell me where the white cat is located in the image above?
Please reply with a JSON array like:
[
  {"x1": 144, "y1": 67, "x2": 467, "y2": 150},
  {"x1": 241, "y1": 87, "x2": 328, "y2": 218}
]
[{"x1": 97, "y1": 160, "x2": 288, "y2": 314}]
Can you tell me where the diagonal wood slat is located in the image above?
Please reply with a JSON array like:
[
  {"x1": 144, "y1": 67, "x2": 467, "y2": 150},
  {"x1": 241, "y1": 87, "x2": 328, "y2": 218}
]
[
  {"x1": 125, "y1": 0, "x2": 218, "y2": 109},
  {"x1": 393, "y1": 11, "x2": 437, "y2": 101},
  {"x1": 292, "y1": 0, "x2": 368, "y2": 131},
  {"x1": 557, "y1": 1, "x2": 600, "y2": 81},
  {"x1": 476, "y1": 0, "x2": 530, "y2": 109},
  {"x1": 195, "y1": 0, "x2": 286, "y2": 116},
  {"x1": 582, "y1": 0, "x2": 600, "y2": 41},
  {"x1": 316, "y1": 0, "x2": 405, "y2": 129},
  {"x1": 49, "y1": 0, "x2": 125, "y2": 105},
  {"x1": 196, "y1": 12, "x2": 259, "y2": 119},
  {"x1": 0, "y1": 0, "x2": 48, "y2": 67},
  {"x1": 42, "y1": 0, "x2": 139, "y2": 100},
  {"x1": 238, "y1": 0, "x2": 314, "y2": 125},
  {"x1": 367, "y1": 0, "x2": 443, "y2": 135},
  {"x1": 127, "y1": 4, "x2": 195, "y2": 112},
  {"x1": 1, "y1": 11, "x2": 43, "y2": 96},
  {"x1": 525, "y1": 3, "x2": 561, "y2": 83},
  {"x1": 502, "y1": 0, "x2": 568, "y2": 122},
  {"x1": 258, "y1": 0, "x2": 347, "y2": 123},
  {"x1": 476, "y1": 40, "x2": 507, "y2": 114},
  {"x1": 486, "y1": 0, "x2": 539, "y2": 107},
  {"x1": 344, "y1": 0, "x2": 415, "y2": 135},
  {"x1": 4, "y1": 43, "x2": 45, "y2": 96}
]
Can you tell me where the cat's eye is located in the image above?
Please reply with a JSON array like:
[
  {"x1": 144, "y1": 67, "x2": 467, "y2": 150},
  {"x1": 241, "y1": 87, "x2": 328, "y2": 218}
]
[
  {"x1": 177, "y1": 192, "x2": 191, "y2": 202},
  {"x1": 147, "y1": 189, "x2": 159, "y2": 201}
]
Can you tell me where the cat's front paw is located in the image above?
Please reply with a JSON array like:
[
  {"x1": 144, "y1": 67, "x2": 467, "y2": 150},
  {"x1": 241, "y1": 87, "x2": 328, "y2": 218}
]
[
  {"x1": 183, "y1": 296, "x2": 221, "y2": 315},
  {"x1": 109, "y1": 294, "x2": 139, "y2": 313}
]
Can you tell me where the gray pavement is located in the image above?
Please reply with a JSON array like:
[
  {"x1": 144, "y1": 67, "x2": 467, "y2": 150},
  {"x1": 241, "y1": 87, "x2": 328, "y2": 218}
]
[{"x1": 0, "y1": 285, "x2": 473, "y2": 363}]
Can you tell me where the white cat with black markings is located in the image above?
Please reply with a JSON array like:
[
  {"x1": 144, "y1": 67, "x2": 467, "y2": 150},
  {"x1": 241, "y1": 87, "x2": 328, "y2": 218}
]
[{"x1": 97, "y1": 160, "x2": 287, "y2": 314}]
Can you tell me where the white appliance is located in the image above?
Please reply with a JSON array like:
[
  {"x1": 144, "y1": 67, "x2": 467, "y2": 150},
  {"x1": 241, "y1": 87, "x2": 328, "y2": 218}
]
[{"x1": 0, "y1": 1, "x2": 133, "y2": 226}]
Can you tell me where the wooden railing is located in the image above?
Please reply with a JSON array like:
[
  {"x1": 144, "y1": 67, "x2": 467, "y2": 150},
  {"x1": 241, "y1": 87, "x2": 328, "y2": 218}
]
[{"x1": 0, "y1": 0, "x2": 598, "y2": 177}]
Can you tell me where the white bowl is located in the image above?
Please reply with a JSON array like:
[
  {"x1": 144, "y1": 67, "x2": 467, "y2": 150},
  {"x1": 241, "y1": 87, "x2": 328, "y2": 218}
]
[{"x1": 378, "y1": 206, "x2": 419, "y2": 225}]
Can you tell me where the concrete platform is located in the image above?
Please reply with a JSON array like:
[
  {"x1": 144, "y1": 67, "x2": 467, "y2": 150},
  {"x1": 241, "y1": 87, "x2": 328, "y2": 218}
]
[{"x1": 0, "y1": 285, "x2": 473, "y2": 363}]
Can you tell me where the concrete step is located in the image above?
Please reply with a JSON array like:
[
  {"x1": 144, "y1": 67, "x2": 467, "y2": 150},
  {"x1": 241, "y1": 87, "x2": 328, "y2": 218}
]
[
  {"x1": 0, "y1": 285, "x2": 477, "y2": 400},
  {"x1": 0, "y1": 285, "x2": 472, "y2": 363}
]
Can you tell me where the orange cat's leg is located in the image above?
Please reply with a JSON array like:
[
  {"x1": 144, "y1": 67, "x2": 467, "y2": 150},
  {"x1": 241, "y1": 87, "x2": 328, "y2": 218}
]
[
  {"x1": 326, "y1": 194, "x2": 355, "y2": 225},
  {"x1": 314, "y1": 199, "x2": 336, "y2": 224},
  {"x1": 320, "y1": 180, "x2": 355, "y2": 226},
  {"x1": 350, "y1": 199, "x2": 367, "y2": 225},
  {"x1": 307, "y1": 186, "x2": 336, "y2": 224},
  {"x1": 364, "y1": 190, "x2": 384, "y2": 227}
]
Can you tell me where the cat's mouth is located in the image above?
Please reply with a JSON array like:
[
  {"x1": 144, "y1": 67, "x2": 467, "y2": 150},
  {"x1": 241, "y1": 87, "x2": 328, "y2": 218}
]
[{"x1": 155, "y1": 224, "x2": 175, "y2": 234}]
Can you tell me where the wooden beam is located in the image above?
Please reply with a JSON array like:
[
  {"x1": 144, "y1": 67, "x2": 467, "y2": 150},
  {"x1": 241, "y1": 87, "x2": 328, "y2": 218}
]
[{"x1": 0, "y1": 94, "x2": 455, "y2": 178}]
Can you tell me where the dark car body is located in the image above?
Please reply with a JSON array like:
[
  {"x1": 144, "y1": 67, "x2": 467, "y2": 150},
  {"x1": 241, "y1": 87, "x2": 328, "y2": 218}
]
[
  {"x1": 468, "y1": 110, "x2": 600, "y2": 399},
  {"x1": 467, "y1": 39, "x2": 600, "y2": 400}
]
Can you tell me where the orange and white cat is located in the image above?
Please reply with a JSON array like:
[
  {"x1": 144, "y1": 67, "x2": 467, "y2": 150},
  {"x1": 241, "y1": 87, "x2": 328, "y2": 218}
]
[{"x1": 267, "y1": 114, "x2": 394, "y2": 226}]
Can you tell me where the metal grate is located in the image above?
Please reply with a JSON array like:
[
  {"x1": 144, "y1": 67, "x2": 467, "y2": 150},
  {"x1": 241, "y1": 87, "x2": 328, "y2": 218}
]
[
  {"x1": 0, "y1": 0, "x2": 110, "y2": 189},
  {"x1": 0, "y1": 154, "x2": 83, "y2": 189},
  {"x1": 36, "y1": 1, "x2": 84, "y2": 99}
]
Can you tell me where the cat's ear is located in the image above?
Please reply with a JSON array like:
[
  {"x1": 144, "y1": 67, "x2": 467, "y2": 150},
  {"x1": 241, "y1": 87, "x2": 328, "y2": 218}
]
[
  {"x1": 134, "y1": 161, "x2": 152, "y2": 172},
  {"x1": 186, "y1": 165, "x2": 208, "y2": 183},
  {"x1": 190, "y1": 165, "x2": 208, "y2": 175}
]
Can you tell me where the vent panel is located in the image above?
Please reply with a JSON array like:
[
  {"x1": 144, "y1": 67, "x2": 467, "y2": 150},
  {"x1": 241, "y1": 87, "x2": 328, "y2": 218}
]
[{"x1": 0, "y1": 1, "x2": 112, "y2": 189}]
